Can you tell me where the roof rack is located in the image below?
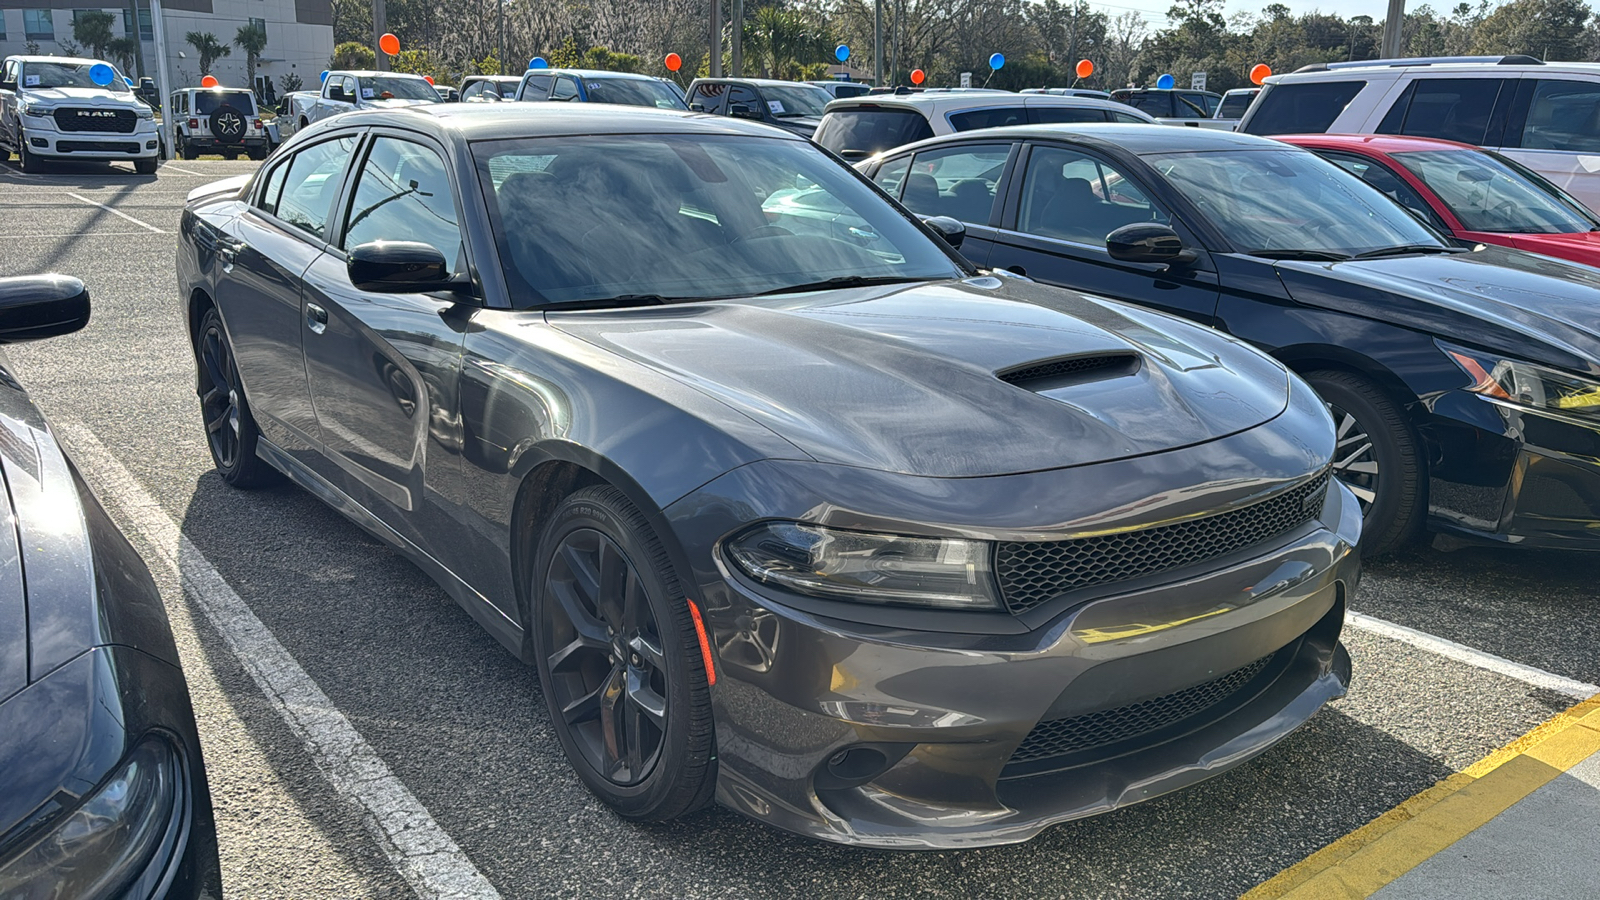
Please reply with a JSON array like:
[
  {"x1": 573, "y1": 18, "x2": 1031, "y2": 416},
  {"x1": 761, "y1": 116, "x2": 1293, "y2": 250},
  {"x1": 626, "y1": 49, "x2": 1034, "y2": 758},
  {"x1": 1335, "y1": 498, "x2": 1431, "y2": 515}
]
[{"x1": 1294, "y1": 55, "x2": 1544, "y2": 73}]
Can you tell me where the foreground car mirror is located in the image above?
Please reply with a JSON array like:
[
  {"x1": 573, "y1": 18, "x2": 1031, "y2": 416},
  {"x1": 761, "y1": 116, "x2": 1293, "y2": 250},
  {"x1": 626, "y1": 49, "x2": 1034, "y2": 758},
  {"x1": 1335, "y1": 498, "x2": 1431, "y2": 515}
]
[
  {"x1": 920, "y1": 215, "x2": 966, "y2": 250},
  {"x1": 1106, "y1": 223, "x2": 1197, "y2": 266},
  {"x1": 347, "y1": 241, "x2": 453, "y2": 293},
  {"x1": 0, "y1": 275, "x2": 91, "y2": 344}
]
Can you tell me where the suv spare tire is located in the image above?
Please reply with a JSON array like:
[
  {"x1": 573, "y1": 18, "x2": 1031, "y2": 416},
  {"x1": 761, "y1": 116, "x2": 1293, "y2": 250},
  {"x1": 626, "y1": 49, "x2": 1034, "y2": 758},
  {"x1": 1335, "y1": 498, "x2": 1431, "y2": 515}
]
[{"x1": 209, "y1": 104, "x2": 246, "y2": 144}]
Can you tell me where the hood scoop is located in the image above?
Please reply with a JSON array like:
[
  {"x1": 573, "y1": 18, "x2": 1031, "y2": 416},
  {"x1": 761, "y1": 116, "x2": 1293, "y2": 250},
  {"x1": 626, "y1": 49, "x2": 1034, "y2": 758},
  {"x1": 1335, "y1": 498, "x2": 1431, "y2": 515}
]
[{"x1": 998, "y1": 354, "x2": 1140, "y2": 391}]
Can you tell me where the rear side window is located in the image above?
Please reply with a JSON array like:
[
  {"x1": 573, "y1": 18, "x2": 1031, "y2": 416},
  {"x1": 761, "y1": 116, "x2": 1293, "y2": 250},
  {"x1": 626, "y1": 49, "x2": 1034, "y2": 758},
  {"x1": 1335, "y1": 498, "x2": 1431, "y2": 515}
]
[
  {"x1": 872, "y1": 155, "x2": 910, "y2": 199},
  {"x1": 1242, "y1": 80, "x2": 1367, "y2": 135},
  {"x1": 900, "y1": 144, "x2": 1010, "y2": 224},
  {"x1": 1376, "y1": 78, "x2": 1508, "y2": 145},
  {"x1": 1218, "y1": 92, "x2": 1255, "y2": 118},
  {"x1": 1175, "y1": 93, "x2": 1211, "y2": 118},
  {"x1": 1518, "y1": 80, "x2": 1600, "y2": 152},
  {"x1": 1120, "y1": 93, "x2": 1171, "y2": 117},
  {"x1": 948, "y1": 107, "x2": 1029, "y2": 131},
  {"x1": 274, "y1": 136, "x2": 358, "y2": 240},
  {"x1": 1029, "y1": 107, "x2": 1108, "y2": 125},
  {"x1": 814, "y1": 108, "x2": 935, "y2": 158}
]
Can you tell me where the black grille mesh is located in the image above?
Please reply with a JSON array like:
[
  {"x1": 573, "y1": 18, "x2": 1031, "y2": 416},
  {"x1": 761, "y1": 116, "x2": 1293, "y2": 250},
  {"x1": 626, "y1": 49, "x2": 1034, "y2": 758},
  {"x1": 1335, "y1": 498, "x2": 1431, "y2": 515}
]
[
  {"x1": 57, "y1": 140, "x2": 140, "y2": 153},
  {"x1": 54, "y1": 108, "x2": 138, "y2": 133},
  {"x1": 996, "y1": 473, "x2": 1329, "y2": 614},
  {"x1": 998, "y1": 354, "x2": 1135, "y2": 386},
  {"x1": 1009, "y1": 654, "x2": 1272, "y2": 764}
]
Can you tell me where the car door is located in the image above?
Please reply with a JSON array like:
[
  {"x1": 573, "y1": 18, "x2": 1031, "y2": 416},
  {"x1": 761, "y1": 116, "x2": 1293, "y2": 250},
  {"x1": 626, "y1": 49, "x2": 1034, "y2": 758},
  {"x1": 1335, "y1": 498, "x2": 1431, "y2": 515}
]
[
  {"x1": 1498, "y1": 77, "x2": 1600, "y2": 214},
  {"x1": 298, "y1": 130, "x2": 473, "y2": 570},
  {"x1": 214, "y1": 134, "x2": 359, "y2": 466},
  {"x1": 886, "y1": 141, "x2": 1016, "y2": 267},
  {"x1": 986, "y1": 141, "x2": 1222, "y2": 325}
]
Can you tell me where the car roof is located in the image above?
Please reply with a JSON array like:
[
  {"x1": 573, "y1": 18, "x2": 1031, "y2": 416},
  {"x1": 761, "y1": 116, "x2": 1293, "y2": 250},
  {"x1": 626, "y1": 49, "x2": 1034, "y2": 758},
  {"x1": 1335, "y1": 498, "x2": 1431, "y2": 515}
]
[
  {"x1": 465, "y1": 74, "x2": 522, "y2": 82},
  {"x1": 528, "y1": 68, "x2": 664, "y2": 81},
  {"x1": 1276, "y1": 133, "x2": 1484, "y2": 154},
  {"x1": 1264, "y1": 57, "x2": 1600, "y2": 83},
  {"x1": 823, "y1": 94, "x2": 1148, "y2": 116},
  {"x1": 882, "y1": 122, "x2": 1288, "y2": 156},
  {"x1": 692, "y1": 77, "x2": 826, "y2": 88},
  {"x1": 350, "y1": 102, "x2": 807, "y2": 141},
  {"x1": 332, "y1": 70, "x2": 429, "y2": 79}
]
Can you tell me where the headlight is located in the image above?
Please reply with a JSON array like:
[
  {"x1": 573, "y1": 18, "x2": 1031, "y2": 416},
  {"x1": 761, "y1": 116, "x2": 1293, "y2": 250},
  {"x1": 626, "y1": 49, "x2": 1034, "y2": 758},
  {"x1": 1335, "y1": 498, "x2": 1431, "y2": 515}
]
[
  {"x1": 135, "y1": 106, "x2": 154, "y2": 119},
  {"x1": 0, "y1": 738, "x2": 181, "y2": 900},
  {"x1": 725, "y1": 521, "x2": 1000, "y2": 610},
  {"x1": 1442, "y1": 341, "x2": 1600, "y2": 419},
  {"x1": 17, "y1": 99, "x2": 52, "y2": 117}
]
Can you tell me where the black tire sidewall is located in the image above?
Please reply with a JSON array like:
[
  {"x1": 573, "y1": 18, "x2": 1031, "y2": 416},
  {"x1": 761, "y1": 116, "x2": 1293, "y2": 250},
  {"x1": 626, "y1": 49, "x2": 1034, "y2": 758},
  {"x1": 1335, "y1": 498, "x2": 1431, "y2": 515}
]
[
  {"x1": 197, "y1": 308, "x2": 275, "y2": 486},
  {"x1": 1306, "y1": 371, "x2": 1421, "y2": 554}
]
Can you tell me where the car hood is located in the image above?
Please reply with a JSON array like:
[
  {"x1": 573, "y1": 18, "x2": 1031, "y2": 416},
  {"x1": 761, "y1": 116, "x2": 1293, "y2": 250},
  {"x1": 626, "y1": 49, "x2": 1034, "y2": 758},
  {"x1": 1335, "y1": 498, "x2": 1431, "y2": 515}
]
[
  {"x1": 21, "y1": 87, "x2": 138, "y2": 105},
  {"x1": 548, "y1": 277, "x2": 1290, "y2": 477},
  {"x1": 1272, "y1": 244, "x2": 1600, "y2": 375}
]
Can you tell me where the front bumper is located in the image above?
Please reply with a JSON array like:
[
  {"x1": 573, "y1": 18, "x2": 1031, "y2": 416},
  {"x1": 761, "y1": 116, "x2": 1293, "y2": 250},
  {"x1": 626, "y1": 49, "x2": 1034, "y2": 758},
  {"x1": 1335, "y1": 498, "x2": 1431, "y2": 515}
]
[{"x1": 19, "y1": 113, "x2": 159, "y2": 160}]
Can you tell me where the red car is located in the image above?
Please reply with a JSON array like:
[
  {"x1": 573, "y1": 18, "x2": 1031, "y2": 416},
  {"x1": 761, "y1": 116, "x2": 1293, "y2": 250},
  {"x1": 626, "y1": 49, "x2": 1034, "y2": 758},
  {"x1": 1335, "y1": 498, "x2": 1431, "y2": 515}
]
[{"x1": 1279, "y1": 133, "x2": 1600, "y2": 267}]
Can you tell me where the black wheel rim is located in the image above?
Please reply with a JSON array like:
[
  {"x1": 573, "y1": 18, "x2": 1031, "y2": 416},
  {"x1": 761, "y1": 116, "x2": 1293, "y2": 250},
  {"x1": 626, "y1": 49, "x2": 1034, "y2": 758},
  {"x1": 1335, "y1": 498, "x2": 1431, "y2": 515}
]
[
  {"x1": 1327, "y1": 401, "x2": 1379, "y2": 512},
  {"x1": 199, "y1": 323, "x2": 242, "y2": 470},
  {"x1": 542, "y1": 528, "x2": 668, "y2": 786}
]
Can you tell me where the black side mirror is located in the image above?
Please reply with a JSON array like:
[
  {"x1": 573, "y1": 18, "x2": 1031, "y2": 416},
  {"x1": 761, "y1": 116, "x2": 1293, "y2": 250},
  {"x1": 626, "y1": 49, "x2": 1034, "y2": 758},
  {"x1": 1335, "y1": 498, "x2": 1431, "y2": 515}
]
[
  {"x1": 348, "y1": 241, "x2": 452, "y2": 293},
  {"x1": 0, "y1": 275, "x2": 91, "y2": 344},
  {"x1": 728, "y1": 103, "x2": 762, "y2": 120},
  {"x1": 0, "y1": 80, "x2": 15, "y2": 92},
  {"x1": 1107, "y1": 223, "x2": 1197, "y2": 265},
  {"x1": 328, "y1": 86, "x2": 350, "y2": 103},
  {"x1": 920, "y1": 215, "x2": 966, "y2": 250}
]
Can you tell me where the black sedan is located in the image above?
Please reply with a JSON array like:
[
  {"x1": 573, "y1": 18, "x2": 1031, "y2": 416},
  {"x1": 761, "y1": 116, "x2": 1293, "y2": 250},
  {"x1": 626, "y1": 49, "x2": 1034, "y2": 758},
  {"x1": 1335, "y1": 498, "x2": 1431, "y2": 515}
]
[
  {"x1": 175, "y1": 104, "x2": 1357, "y2": 848},
  {"x1": 0, "y1": 276, "x2": 220, "y2": 897},
  {"x1": 860, "y1": 124, "x2": 1600, "y2": 555}
]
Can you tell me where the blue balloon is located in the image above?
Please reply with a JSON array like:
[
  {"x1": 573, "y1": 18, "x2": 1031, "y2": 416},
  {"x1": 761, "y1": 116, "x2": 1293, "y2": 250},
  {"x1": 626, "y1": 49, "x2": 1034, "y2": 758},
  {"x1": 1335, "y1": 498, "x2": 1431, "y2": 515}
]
[
  {"x1": 320, "y1": 70, "x2": 330, "y2": 83},
  {"x1": 89, "y1": 63, "x2": 114, "y2": 86},
  {"x1": 124, "y1": 76, "x2": 135, "y2": 85},
  {"x1": 835, "y1": 44, "x2": 850, "y2": 62},
  {"x1": 989, "y1": 52, "x2": 1005, "y2": 71},
  {"x1": 529, "y1": 57, "x2": 548, "y2": 70},
  {"x1": 1157, "y1": 73, "x2": 1175, "y2": 89}
]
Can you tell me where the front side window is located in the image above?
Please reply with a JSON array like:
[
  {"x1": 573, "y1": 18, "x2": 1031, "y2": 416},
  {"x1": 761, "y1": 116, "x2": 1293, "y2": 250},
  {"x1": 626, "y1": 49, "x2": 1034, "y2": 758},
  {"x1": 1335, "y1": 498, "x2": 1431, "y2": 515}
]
[
  {"x1": 1243, "y1": 80, "x2": 1366, "y2": 135},
  {"x1": 760, "y1": 84, "x2": 830, "y2": 118},
  {"x1": 1119, "y1": 93, "x2": 1171, "y2": 117},
  {"x1": 900, "y1": 144, "x2": 1010, "y2": 224},
  {"x1": 255, "y1": 159, "x2": 290, "y2": 215},
  {"x1": 1218, "y1": 92, "x2": 1256, "y2": 118},
  {"x1": 1393, "y1": 148, "x2": 1596, "y2": 234},
  {"x1": 275, "y1": 136, "x2": 358, "y2": 240},
  {"x1": 475, "y1": 134, "x2": 965, "y2": 306},
  {"x1": 872, "y1": 155, "x2": 910, "y2": 199},
  {"x1": 1519, "y1": 79, "x2": 1600, "y2": 153},
  {"x1": 813, "y1": 108, "x2": 935, "y2": 158},
  {"x1": 1174, "y1": 93, "x2": 1211, "y2": 118},
  {"x1": 356, "y1": 76, "x2": 439, "y2": 102},
  {"x1": 1148, "y1": 147, "x2": 1442, "y2": 256},
  {"x1": 1030, "y1": 106, "x2": 1108, "y2": 125},
  {"x1": 24, "y1": 9, "x2": 53, "y2": 41},
  {"x1": 1318, "y1": 151, "x2": 1447, "y2": 232},
  {"x1": 1378, "y1": 77, "x2": 1507, "y2": 145},
  {"x1": 520, "y1": 73, "x2": 553, "y2": 100},
  {"x1": 948, "y1": 107, "x2": 1029, "y2": 132},
  {"x1": 689, "y1": 83, "x2": 728, "y2": 114},
  {"x1": 1018, "y1": 145, "x2": 1168, "y2": 246},
  {"x1": 551, "y1": 76, "x2": 579, "y2": 102},
  {"x1": 343, "y1": 138, "x2": 462, "y2": 270}
]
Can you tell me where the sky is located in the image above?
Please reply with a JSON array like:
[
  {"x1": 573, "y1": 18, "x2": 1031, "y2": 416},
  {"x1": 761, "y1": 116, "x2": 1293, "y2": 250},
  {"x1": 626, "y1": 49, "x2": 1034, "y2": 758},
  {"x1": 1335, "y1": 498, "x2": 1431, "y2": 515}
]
[{"x1": 1076, "y1": 0, "x2": 1447, "y2": 24}]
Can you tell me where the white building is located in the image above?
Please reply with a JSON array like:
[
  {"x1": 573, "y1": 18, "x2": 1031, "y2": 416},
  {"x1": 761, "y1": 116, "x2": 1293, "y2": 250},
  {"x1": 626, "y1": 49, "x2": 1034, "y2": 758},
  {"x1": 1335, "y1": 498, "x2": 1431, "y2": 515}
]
[{"x1": 0, "y1": 0, "x2": 332, "y2": 101}]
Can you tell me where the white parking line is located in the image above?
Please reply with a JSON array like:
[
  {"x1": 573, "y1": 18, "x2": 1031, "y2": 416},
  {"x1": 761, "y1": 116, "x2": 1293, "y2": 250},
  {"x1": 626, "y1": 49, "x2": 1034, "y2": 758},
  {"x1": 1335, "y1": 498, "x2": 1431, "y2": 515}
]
[
  {"x1": 1347, "y1": 611, "x2": 1600, "y2": 699},
  {"x1": 161, "y1": 163, "x2": 207, "y2": 176},
  {"x1": 58, "y1": 424, "x2": 503, "y2": 900},
  {"x1": 65, "y1": 193, "x2": 167, "y2": 233}
]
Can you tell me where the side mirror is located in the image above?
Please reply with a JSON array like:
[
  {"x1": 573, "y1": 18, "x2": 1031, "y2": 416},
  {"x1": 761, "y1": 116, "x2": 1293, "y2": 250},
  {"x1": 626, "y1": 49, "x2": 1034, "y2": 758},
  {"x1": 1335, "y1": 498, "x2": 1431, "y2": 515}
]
[
  {"x1": 728, "y1": 103, "x2": 762, "y2": 120},
  {"x1": 0, "y1": 80, "x2": 15, "y2": 92},
  {"x1": 328, "y1": 86, "x2": 350, "y2": 103},
  {"x1": 347, "y1": 241, "x2": 452, "y2": 293},
  {"x1": 920, "y1": 215, "x2": 966, "y2": 250},
  {"x1": 0, "y1": 275, "x2": 91, "y2": 344},
  {"x1": 688, "y1": 101, "x2": 708, "y2": 112},
  {"x1": 1106, "y1": 223, "x2": 1197, "y2": 265}
]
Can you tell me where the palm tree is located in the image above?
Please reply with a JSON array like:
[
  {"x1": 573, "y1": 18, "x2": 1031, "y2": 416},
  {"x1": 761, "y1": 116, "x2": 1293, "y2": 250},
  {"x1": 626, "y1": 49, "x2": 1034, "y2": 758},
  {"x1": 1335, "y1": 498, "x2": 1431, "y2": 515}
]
[
  {"x1": 185, "y1": 31, "x2": 231, "y2": 77},
  {"x1": 234, "y1": 24, "x2": 267, "y2": 95},
  {"x1": 108, "y1": 37, "x2": 140, "y2": 75},
  {"x1": 745, "y1": 7, "x2": 827, "y2": 80}
]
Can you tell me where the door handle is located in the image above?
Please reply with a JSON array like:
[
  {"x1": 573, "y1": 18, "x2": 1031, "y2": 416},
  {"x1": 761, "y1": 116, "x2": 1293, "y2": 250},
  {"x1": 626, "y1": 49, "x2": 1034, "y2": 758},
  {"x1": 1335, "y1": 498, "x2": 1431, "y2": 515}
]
[
  {"x1": 305, "y1": 302, "x2": 328, "y2": 335},
  {"x1": 1007, "y1": 265, "x2": 1027, "y2": 276}
]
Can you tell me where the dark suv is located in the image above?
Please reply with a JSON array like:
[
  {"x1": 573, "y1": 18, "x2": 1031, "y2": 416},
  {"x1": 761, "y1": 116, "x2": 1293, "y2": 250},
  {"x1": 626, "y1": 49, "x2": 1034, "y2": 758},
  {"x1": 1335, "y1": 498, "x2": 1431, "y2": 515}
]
[
  {"x1": 685, "y1": 78, "x2": 832, "y2": 137},
  {"x1": 1110, "y1": 88, "x2": 1223, "y2": 121}
]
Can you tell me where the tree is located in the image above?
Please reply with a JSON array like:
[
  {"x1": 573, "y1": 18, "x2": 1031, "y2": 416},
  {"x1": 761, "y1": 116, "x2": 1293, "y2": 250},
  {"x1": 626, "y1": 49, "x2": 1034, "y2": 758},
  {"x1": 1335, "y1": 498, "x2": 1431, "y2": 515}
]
[
  {"x1": 234, "y1": 23, "x2": 268, "y2": 93},
  {"x1": 279, "y1": 72, "x2": 303, "y2": 95},
  {"x1": 186, "y1": 31, "x2": 232, "y2": 77},
  {"x1": 73, "y1": 10, "x2": 116, "y2": 60},
  {"x1": 332, "y1": 41, "x2": 377, "y2": 69},
  {"x1": 108, "y1": 37, "x2": 141, "y2": 74},
  {"x1": 744, "y1": 6, "x2": 830, "y2": 80},
  {"x1": 1471, "y1": 0, "x2": 1593, "y2": 60}
]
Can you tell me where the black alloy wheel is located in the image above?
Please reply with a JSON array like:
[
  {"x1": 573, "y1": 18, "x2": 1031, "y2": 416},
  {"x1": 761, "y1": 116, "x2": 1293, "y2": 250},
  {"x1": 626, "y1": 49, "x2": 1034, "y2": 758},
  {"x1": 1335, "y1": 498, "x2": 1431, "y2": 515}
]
[
  {"x1": 533, "y1": 486, "x2": 716, "y2": 820},
  {"x1": 196, "y1": 308, "x2": 278, "y2": 488},
  {"x1": 1305, "y1": 370, "x2": 1423, "y2": 556}
]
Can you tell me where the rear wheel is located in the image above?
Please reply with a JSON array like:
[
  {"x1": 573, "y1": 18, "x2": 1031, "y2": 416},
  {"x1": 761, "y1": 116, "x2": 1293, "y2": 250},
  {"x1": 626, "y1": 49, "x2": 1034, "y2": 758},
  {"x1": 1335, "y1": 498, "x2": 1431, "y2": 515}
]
[
  {"x1": 196, "y1": 308, "x2": 280, "y2": 488},
  {"x1": 532, "y1": 485, "x2": 716, "y2": 820},
  {"x1": 1304, "y1": 370, "x2": 1423, "y2": 556}
]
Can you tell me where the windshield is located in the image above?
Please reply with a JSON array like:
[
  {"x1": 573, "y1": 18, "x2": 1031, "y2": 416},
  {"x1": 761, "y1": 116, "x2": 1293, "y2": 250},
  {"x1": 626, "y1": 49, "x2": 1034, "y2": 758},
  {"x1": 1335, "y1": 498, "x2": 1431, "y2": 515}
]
[
  {"x1": 582, "y1": 78, "x2": 687, "y2": 109},
  {"x1": 195, "y1": 90, "x2": 256, "y2": 114},
  {"x1": 1392, "y1": 149, "x2": 1597, "y2": 235},
  {"x1": 20, "y1": 61, "x2": 131, "y2": 93},
  {"x1": 1147, "y1": 148, "x2": 1443, "y2": 256},
  {"x1": 474, "y1": 134, "x2": 964, "y2": 306},
  {"x1": 357, "y1": 76, "x2": 440, "y2": 102},
  {"x1": 761, "y1": 84, "x2": 830, "y2": 117}
]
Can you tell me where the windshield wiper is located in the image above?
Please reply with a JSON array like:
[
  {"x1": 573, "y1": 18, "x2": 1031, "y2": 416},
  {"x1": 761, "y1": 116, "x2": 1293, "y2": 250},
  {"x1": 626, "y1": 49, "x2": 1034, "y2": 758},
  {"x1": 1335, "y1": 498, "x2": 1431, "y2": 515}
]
[
  {"x1": 755, "y1": 275, "x2": 936, "y2": 296},
  {"x1": 546, "y1": 293, "x2": 699, "y2": 311},
  {"x1": 1352, "y1": 244, "x2": 1466, "y2": 259},
  {"x1": 1248, "y1": 249, "x2": 1352, "y2": 261}
]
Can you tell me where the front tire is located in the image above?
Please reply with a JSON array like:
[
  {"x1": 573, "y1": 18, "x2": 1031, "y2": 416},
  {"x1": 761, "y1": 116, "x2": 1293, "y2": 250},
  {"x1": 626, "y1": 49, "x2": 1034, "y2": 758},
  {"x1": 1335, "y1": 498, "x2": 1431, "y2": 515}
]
[
  {"x1": 196, "y1": 308, "x2": 280, "y2": 488},
  {"x1": 532, "y1": 485, "x2": 716, "y2": 821},
  {"x1": 134, "y1": 156, "x2": 157, "y2": 174},
  {"x1": 1304, "y1": 370, "x2": 1423, "y2": 556},
  {"x1": 17, "y1": 134, "x2": 42, "y2": 172}
]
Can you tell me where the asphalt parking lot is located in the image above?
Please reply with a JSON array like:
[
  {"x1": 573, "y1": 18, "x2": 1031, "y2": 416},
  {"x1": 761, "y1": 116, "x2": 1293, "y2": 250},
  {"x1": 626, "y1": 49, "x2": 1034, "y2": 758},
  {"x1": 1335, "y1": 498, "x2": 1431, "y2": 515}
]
[{"x1": 3, "y1": 157, "x2": 1599, "y2": 899}]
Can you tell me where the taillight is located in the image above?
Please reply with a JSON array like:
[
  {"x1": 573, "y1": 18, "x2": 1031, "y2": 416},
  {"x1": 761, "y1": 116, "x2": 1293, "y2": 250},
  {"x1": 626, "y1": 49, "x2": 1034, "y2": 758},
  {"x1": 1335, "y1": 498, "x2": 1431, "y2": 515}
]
[
  {"x1": 188, "y1": 118, "x2": 198, "y2": 128},
  {"x1": 252, "y1": 118, "x2": 262, "y2": 129}
]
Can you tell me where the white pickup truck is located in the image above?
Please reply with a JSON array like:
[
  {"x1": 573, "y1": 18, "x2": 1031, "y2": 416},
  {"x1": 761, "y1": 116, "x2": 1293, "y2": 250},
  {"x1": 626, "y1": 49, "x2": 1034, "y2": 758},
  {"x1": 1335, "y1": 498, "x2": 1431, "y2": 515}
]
[
  {"x1": 0, "y1": 55, "x2": 160, "y2": 173},
  {"x1": 282, "y1": 70, "x2": 440, "y2": 134}
]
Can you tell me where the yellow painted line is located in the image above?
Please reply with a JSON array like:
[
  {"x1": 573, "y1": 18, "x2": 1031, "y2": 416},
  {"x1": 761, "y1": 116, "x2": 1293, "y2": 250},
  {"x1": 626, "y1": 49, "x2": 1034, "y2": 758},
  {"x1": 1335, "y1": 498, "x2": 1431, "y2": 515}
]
[{"x1": 1243, "y1": 692, "x2": 1600, "y2": 900}]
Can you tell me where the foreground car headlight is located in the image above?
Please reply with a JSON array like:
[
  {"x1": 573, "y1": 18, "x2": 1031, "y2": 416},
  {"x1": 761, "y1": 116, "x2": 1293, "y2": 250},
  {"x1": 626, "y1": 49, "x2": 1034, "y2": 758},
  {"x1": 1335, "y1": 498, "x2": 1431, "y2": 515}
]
[
  {"x1": 17, "y1": 98, "x2": 53, "y2": 118},
  {"x1": 726, "y1": 522, "x2": 1000, "y2": 609},
  {"x1": 0, "y1": 738, "x2": 181, "y2": 900},
  {"x1": 1443, "y1": 341, "x2": 1600, "y2": 419},
  {"x1": 135, "y1": 106, "x2": 154, "y2": 119}
]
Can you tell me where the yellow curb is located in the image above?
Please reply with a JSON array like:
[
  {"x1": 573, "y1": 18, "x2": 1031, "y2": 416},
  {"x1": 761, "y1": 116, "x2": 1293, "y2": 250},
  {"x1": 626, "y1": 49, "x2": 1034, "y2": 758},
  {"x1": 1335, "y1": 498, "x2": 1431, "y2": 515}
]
[{"x1": 1243, "y1": 692, "x2": 1600, "y2": 899}]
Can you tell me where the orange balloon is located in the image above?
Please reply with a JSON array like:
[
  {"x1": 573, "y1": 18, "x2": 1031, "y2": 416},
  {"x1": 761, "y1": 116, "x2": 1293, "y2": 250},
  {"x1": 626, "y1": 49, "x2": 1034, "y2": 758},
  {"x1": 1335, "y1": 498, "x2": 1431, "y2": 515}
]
[
  {"x1": 1251, "y1": 63, "x2": 1272, "y2": 85},
  {"x1": 424, "y1": 75, "x2": 434, "y2": 85},
  {"x1": 665, "y1": 52, "x2": 682, "y2": 72},
  {"x1": 1075, "y1": 59, "x2": 1094, "y2": 79},
  {"x1": 200, "y1": 75, "x2": 218, "y2": 88},
  {"x1": 379, "y1": 32, "x2": 400, "y2": 56},
  {"x1": 910, "y1": 68, "x2": 926, "y2": 85}
]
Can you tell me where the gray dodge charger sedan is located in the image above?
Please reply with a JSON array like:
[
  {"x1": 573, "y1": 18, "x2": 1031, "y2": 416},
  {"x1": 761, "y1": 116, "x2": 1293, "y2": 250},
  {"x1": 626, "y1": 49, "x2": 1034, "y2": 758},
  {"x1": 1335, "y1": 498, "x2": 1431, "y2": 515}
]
[{"x1": 175, "y1": 103, "x2": 1359, "y2": 848}]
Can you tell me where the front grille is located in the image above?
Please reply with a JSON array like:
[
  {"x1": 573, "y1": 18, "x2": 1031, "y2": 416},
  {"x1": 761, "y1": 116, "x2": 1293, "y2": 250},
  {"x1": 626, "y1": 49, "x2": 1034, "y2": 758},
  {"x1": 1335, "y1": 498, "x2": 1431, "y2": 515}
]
[
  {"x1": 53, "y1": 107, "x2": 138, "y2": 133},
  {"x1": 998, "y1": 354, "x2": 1136, "y2": 387},
  {"x1": 995, "y1": 473, "x2": 1329, "y2": 614},
  {"x1": 1010, "y1": 654, "x2": 1272, "y2": 764},
  {"x1": 57, "y1": 140, "x2": 139, "y2": 153}
]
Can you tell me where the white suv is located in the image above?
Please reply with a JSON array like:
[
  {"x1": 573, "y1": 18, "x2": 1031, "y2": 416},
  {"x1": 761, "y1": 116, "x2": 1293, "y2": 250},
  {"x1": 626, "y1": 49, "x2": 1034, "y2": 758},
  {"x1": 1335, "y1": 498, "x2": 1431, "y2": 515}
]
[
  {"x1": 814, "y1": 92, "x2": 1155, "y2": 159},
  {"x1": 1239, "y1": 55, "x2": 1600, "y2": 211},
  {"x1": 0, "y1": 55, "x2": 159, "y2": 173},
  {"x1": 171, "y1": 87, "x2": 270, "y2": 160}
]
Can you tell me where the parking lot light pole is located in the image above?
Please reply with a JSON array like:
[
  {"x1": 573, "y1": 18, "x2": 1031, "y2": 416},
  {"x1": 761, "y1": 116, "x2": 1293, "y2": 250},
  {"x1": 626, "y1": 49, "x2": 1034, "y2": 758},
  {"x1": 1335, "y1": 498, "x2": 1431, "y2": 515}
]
[
  {"x1": 731, "y1": 0, "x2": 742, "y2": 77},
  {"x1": 874, "y1": 0, "x2": 883, "y2": 86},
  {"x1": 373, "y1": 0, "x2": 388, "y2": 71},
  {"x1": 710, "y1": 0, "x2": 722, "y2": 77},
  {"x1": 1381, "y1": 0, "x2": 1405, "y2": 58},
  {"x1": 150, "y1": 0, "x2": 174, "y2": 160}
]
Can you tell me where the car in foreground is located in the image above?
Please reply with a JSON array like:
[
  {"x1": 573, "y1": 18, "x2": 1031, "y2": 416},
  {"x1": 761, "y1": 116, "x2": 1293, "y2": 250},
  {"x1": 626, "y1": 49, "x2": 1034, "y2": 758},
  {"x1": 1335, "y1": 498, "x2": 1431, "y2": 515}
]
[
  {"x1": 175, "y1": 104, "x2": 1356, "y2": 848},
  {"x1": 514, "y1": 68, "x2": 687, "y2": 109},
  {"x1": 859, "y1": 123, "x2": 1600, "y2": 554},
  {"x1": 814, "y1": 92, "x2": 1154, "y2": 159},
  {"x1": 0, "y1": 274, "x2": 220, "y2": 897},
  {"x1": 1281, "y1": 134, "x2": 1600, "y2": 265},
  {"x1": 171, "y1": 85, "x2": 271, "y2": 159},
  {"x1": 686, "y1": 77, "x2": 833, "y2": 136},
  {"x1": 0, "y1": 55, "x2": 160, "y2": 173}
]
